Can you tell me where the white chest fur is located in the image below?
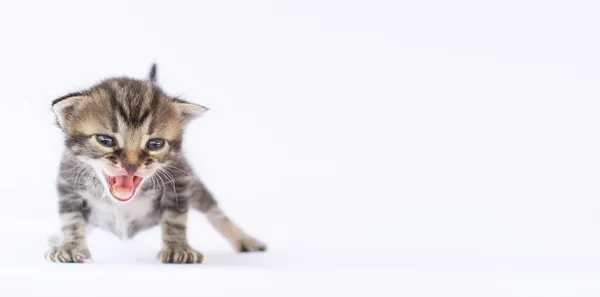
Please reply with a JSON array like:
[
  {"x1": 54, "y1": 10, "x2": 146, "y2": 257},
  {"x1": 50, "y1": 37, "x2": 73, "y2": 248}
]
[{"x1": 84, "y1": 190, "x2": 160, "y2": 239}]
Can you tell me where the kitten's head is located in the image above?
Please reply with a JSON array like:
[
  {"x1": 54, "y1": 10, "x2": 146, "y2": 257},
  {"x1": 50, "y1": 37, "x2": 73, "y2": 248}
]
[{"x1": 51, "y1": 65, "x2": 207, "y2": 203}]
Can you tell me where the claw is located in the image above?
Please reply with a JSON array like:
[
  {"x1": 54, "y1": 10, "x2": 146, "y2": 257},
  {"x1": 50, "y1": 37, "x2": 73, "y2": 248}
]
[
  {"x1": 236, "y1": 236, "x2": 267, "y2": 253},
  {"x1": 45, "y1": 246, "x2": 90, "y2": 263},
  {"x1": 158, "y1": 245, "x2": 203, "y2": 264}
]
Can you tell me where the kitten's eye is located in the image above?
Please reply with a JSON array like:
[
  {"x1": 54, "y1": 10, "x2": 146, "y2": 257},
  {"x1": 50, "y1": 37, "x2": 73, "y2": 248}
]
[
  {"x1": 146, "y1": 138, "x2": 165, "y2": 150},
  {"x1": 96, "y1": 135, "x2": 116, "y2": 147}
]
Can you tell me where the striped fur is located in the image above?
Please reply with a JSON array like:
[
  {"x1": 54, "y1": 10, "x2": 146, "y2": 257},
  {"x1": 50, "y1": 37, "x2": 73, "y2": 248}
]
[{"x1": 45, "y1": 65, "x2": 266, "y2": 263}]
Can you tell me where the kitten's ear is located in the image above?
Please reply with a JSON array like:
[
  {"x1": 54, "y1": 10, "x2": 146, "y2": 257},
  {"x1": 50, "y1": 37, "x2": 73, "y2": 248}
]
[
  {"x1": 175, "y1": 100, "x2": 208, "y2": 125},
  {"x1": 148, "y1": 63, "x2": 157, "y2": 83},
  {"x1": 51, "y1": 92, "x2": 86, "y2": 128}
]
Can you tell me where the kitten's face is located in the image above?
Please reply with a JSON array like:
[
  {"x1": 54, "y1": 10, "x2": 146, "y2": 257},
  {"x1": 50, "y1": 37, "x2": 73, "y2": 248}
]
[{"x1": 52, "y1": 77, "x2": 206, "y2": 203}]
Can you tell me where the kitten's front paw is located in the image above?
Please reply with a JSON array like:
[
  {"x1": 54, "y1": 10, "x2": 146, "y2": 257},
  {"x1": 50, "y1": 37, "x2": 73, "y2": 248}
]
[
  {"x1": 236, "y1": 235, "x2": 267, "y2": 253},
  {"x1": 158, "y1": 245, "x2": 203, "y2": 264},
  {"x1": 45, "y1": 245, "x2": 91, "y2": 263}
]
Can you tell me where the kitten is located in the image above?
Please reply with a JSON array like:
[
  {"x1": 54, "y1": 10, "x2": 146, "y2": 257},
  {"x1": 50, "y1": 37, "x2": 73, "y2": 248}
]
[{"x1": 45, "y1": 64, "x2": 266, "y2": 263}]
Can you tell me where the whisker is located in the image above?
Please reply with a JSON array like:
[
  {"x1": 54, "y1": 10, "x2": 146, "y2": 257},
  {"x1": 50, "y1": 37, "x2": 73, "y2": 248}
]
[
  {"x1": 85, "y1": 172, "x2": 99, "y2": 188},
  {"x1": 150, "y1": 175, "x2": 157, "y2": 191},
  {"x1": 163, "y1": 165, "x2": 203, "y2": 184},
  {"x1": 150, "y1": 175, "x2": 164, "y2": 205},
  {"x1": 73, "y1": 164, "x2": 89, "y2": 187},
  {"x1": 62, "y1": 162, "x2": 83, "y2": 172},
  {"x1": 163, "y1": 169, "x2": 178, "y2": 203},
  {"x1": 158, "y1": 168, "x2": 178, "y2": 209},
  {"x1": 154, "y1": 171, "x2": 168, "y2": 205},
  {"x1": 153, "y1": 100, "x2": 177, "y2": 124}
]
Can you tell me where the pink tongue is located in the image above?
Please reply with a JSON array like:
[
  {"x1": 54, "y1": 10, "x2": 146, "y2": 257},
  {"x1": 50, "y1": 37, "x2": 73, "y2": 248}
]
[{"x1": 113, "y1": 176, "x2": 136, "y2": 200}]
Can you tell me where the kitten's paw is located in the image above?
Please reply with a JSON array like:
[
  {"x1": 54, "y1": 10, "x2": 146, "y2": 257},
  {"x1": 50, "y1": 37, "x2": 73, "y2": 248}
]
[
  {"x1": 236, "y1": 235, "x2": 267, "y2": 253},
  {"x1": 45, "y1": 245, "x2": 91, "y2": 263},
  {"x1": 158, "y1": 245, "x2": 203, "y2": 264}
]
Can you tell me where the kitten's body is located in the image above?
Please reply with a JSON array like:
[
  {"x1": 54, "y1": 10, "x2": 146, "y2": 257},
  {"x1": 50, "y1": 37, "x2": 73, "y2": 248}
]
[{"x1": 46, "y1": 65, "x2": 265, "y2": 263}]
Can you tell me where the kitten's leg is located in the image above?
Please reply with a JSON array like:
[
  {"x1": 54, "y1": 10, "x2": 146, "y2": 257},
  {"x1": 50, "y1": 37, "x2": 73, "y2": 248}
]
[
  {"x1": 157, "y1": 209, "x2": 203, "y2": 264},
  {"x1": 192, "y1": 187, "x2": 267, "y2": 253},
  {"x1": 206, "y1": 205, "x2": 267, "y2": 252},
  {"x1": 45, "y1": 212, "x2": 90, "y2": 263}
]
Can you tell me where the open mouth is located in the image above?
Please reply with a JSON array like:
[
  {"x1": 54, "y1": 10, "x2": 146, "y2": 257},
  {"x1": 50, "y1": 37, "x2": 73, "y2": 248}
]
[{"x1": 105, "y1": 174, "x2": 143, "y2": 202}]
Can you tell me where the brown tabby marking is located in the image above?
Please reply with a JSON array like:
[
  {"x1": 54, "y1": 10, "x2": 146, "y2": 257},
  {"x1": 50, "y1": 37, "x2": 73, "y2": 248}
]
[{"x1": 45, "y1": 64, "x2": 266, "y2": 263}]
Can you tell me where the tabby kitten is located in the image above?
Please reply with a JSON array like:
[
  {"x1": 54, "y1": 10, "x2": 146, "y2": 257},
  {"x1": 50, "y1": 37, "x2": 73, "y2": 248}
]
[{"x1": 45, "y1": 64, "x2": 266, "y2": 263}]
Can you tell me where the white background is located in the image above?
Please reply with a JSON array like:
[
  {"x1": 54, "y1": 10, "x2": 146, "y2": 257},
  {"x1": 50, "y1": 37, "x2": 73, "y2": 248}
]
[{"x1": 0, "y1": 0, "x2": 599, "y2": 296}]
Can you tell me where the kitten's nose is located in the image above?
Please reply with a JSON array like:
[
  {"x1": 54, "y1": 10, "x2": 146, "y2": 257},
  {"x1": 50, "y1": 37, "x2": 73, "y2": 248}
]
[{"x1": 124, "y1": 164, "x2": 138, "y2": 175}]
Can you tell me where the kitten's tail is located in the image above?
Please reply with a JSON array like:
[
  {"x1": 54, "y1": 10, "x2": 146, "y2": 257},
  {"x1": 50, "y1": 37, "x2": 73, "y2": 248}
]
[{"x1": 148, "y1": 63, "x2": 157, "y2": 83}]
